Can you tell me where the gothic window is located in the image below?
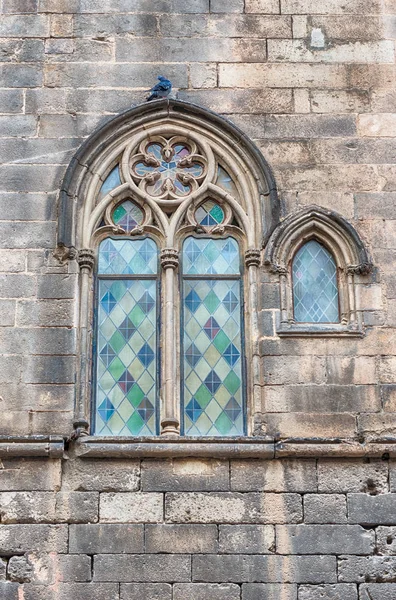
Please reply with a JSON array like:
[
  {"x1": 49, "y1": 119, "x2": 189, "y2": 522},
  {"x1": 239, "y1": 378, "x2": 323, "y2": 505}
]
[
  {"x1": 265, "y1": 206, "x2": 372, "y2": 336},
  {"x1": 59, "y1": 101, "x2": 276, "y2": 439}
]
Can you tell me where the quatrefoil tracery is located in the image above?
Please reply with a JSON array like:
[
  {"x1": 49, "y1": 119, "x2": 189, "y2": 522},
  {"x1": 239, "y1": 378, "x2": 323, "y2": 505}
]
[{"x1": 130, "y1": 136, "x2": 207, "y2": 201}]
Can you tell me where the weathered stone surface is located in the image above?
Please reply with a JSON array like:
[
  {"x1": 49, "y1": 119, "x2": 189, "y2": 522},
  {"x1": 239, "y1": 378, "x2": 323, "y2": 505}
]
[
  {"x1": 242, "y1": 584, "x2": 297, "y2": 599},
  {"x1": 231, "y1": 459, "x2": 316, "y2": 492},
  {"x1": 348, "y1": 494, "x2": 396, "y2": 525},
  {"x1": 63, "y1": 458, "x2": 140, "y2": 492},
  {"x1": 145, "y1": 524, "x2": 218, "y2": 553},
  {"x1": 70, "y1": 524, "x2": 144, "y2": 554},
  {"x1": 304, "y1": 494, "x2": 347, "y2": 524},
  {"x1": 276, "y1": 525, "x2": 374, "y2": 554},
  {"x1": 0, "y1": 525, "x2": 68, "y2": 554},
  {"x1": 94, "y1": 554, "x2": 191, "y2": 582},
  {"x1": 165, "y1": 492, "x2": 302, "y2": 524},
  {"x1": 338, "y1": 555, "x2": 396, "y2": 582},
  {"x1": 173, "y1": 583, "x2": 241, "y2": 599},
  {"x1": 0, "y1": 459, "x2": 61, "y2": 492},
  {"x1": 120, "y1": 584, "x2": 172, "y2": 600},
  {"x1": 192, "y1": 554, "x2": 337, "y2": 583},
  {"x1": 100, "y1": 493, "x2": 163, "y2": 523},
  {"x1": 359, "y1": 584, "x2": 396, "y2": 599},
  {"x1": 141, "y1": 459, "x2": 229, "y2": 491},
  {"x1": 219, "y1": 525, "x2": 275, "y2": 554},
  {"x1": 318, "y1": 460, "x2": 388, "y2": 493},
  {"x1": 22, "y1": 583, "x2": 119, "y2": 600},
  {"x1": 298, "y1": 585, "x2": 358, "y2": 600},
  {"x1": 7, "y1": 555, "x2": 33, "y2": 583},
  {"x1": 0, "y1": 583, "x2": 19, "y2": 600}
]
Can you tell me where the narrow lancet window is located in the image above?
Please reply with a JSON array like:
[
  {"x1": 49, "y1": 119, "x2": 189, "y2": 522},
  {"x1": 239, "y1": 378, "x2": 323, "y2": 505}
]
[
  {"x1": 94, "y1": 237, "x2": 159, "y2": 435},
  {"x1": 292, "y1": 239, "x2": 339, "y2": 323},
  {"x1": 182, "y1": 236, "x2": 245, "y2": 436}
]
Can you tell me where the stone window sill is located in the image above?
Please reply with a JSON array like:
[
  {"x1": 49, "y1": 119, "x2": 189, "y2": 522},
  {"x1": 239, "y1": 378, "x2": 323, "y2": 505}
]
[
  {"x1": 0, "y1": 436, "x2": 64, "y2": 458},
  {"x1": 277, "y1": 323, "x2": 364, "y2": 337}
]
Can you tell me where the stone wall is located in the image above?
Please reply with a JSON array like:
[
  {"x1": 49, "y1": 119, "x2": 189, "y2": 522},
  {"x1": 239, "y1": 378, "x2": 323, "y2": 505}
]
[{"x1": 0, "y1": 0, "x2": 396, "y2": 597}]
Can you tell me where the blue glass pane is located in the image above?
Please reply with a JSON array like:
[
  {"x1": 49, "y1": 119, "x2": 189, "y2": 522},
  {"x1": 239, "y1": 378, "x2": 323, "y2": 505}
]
[
  {"x1": 95, "y1": 279, "x2": 157, "y2": 436},
  {"x1": 98, "y1": 166, "x2": 122, "y2": 201},
  {"x1": 98, "y1": 239, "x2": 158, "y2": 275},
  {"x1": 216, "y1": 165, "x2": 239, "y2": 198},
  {"x1": 195, "y1": 201, "x2": 225, "y2": 227},
  {"x1": 183, "y1": 237, "x2": 240, "y2": 275},
  {"x1": 293, "y1": 240, "x2": 339, "y2": 323},
  {"x1": 183, "y1": 279, "x2": 244, "y2": 436}
]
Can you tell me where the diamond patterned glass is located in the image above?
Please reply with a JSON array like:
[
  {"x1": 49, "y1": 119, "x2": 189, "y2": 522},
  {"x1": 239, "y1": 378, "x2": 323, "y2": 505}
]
[
  {"x1": 183, "y1": 237, "x2": 239, "y2": 275},
  {"x1": 98, "y1": 165, "x2": 121, "y2": 201},
  {"x1": 293, "y1": 240, "x2": 339, "y2": 323},
  {"x1": 216, "y1": 165, "x2": 239, "y2": 199},
  {"x1": 95, "y1": 239, "x2": 158, "y2": 436},
  {"x1": 195, "y1": 201, "x2": 225, "y2": 228},
  {"x1": 98, "y1": 238, "x2": 157, "y2": 275},
  {"x1": 112, "y1": 201, "x2": 144, "y2": 230},
  {"x1": 182, "y1": 236, "x2": 244, "y2": 437}
]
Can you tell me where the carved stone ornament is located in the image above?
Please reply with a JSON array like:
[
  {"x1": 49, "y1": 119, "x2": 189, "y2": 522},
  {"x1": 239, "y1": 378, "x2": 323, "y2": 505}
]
[
  {"x1": 245, "y1": 249, "x2": 261, "y2": 268},
  {"x1": 160, "y1": 248, "x2": 179, "y2": 269},
  {"x1": 77, "y1": 248, "x2": 95, "y2": 272},
  {"x1": 53, "y1": 245, "x2": 78, "y2": 264},
  {"x1": 130, "y1": 136, "x2": 207, "y2": 201}
]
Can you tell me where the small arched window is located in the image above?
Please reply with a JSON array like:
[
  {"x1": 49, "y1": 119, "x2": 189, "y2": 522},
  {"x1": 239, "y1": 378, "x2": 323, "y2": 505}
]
[
  {"x1": 265, "y1": 206, "x2": 372, "y2": 337},
  {"x1": 292, "y1": 240, "x2": 339, "y2": 323}
]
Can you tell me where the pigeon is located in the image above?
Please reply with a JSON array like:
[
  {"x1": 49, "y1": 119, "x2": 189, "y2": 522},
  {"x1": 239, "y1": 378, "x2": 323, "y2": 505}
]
[{"x1": 146, "y1": 76, "x2": 172, "y2": 102}]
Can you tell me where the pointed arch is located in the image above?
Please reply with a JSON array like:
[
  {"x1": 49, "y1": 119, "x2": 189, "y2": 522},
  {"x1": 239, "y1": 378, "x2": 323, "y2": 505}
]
[{"x1": 264, "y1": 206, "x2": 372, "y2": 336}]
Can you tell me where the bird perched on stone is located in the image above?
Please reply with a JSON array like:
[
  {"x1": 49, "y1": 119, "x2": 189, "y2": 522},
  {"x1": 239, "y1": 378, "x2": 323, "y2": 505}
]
[{"x1": 146, "y1": 76, "x2": 172, "y2": 101}]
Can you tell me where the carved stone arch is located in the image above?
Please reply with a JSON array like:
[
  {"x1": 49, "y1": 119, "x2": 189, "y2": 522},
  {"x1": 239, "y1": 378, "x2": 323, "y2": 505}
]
[
  {"x1": 57, "y1": 98, "x2": 280, "y2": 259},
  {"x1": 264, "y1": 206, "x2": 372, "y2": 336}
]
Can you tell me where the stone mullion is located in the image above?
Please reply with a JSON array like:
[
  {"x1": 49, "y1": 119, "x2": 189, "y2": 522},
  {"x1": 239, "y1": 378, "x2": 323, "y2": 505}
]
[
  {"x1": 73, "y1": 248, "x2": 95, "y2": 437},
  {"x1": 160, "y1": 248, "x2": 180, "y2": 437}
]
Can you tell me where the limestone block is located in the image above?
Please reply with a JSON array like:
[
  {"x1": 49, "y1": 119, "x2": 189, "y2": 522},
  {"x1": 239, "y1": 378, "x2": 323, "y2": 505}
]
[
  {"x1": 165, "y1": 492, "x2": 302, "y2": 524},
  {"x1": 0, "y1": 15, "x2": 49, "y2": 36},
  {"x1": 348, "y1": 494, "x2": 396, "y2": 525},
  {"x1": 318, "y1": 460, "x2": 388, "y2": 493},
  {"x1": 0, "y1": 492, "x2": 56, "y2": 523},
  {"x1": 120, "y1": 584, "x2": 172, "y2": 600},
  {"x1": 208, "y1": 15, "x2": 292, "y2": 37},
  {"x1": 359, "y1": 585, "x2": 396, "y2": 600},
  {"x1": 265, "y1": 413, "x2": 356, "y2": 439},
  {"x1": 0, "y1": 582, "x2": 19, "y2": 600},
  {"x1": 378, "y1": 357, "x2": 396, "y2": 383},
  {"x1": 182, "y1": 89, "x2": 293, "y2": 114},
  {"x1": 0, "y1": 459, "x2": 61, "y2": 492},
  {"x1": 0, "y1": 90, "x2": 23, "y2": 113},
  {"x1": 192, "y1": 554, "x2": 337, "y2": 583},
  {"x1": 189, "y1": 63, "x2": 217, "y2": 88},
  {"x1": 100, "y1": 493, "x2": 163, "y2": 523},
  {"x1": 0, "y1": 65, "x2": 43, "y2": 87},
  {"x1": 55, "y1": 492, "x2": 99, "y2": 523},
  {"x1": 245, "y1": 0, "x2": 280, "y2": 12},
  {"x1": 145, "y1": 524, "x2": 218, "y2": 553},
  {"x1": 218, "y1": 525, "x2": 275, "y2": 554},
  {"x1": 311, "y1": 90, "x2": 370, "y2": 113},
  {"x1": 376, "y1": 526, "x2": 396, "y2": 555},
  {"x1": 173, "y1": 583, "x2": 241, "y2": 599},
  {"x1": 3, "y1": 0, "x2": 37, "y2": 12},
  {"x1": 268, "y1": 40, "x2": 394, "y2": 63},
  {"x1": 298, "y1": 585, "x2": 358, "y2": 600},
  {"x1": 231, "y1": 459, "x2": 317, "y2": 492},
  {"x1": 7, "y1": 555, "x2": 33, "y2": 583},
  {"x1": 93, "y1": 554, "x2": 191, "y2": 582},
  {"x1": 22, "y1": 583, "x2": 119, "y2": 600},
  {"x1": 281, "y1": 0, "x2": 382, "y2": 14},
  {"x1": 304, "y1": 494, "x2": 347, "y2": 524},
  {"x1": 210, "y1": 0, "x2": 244, "y2": 12},
  {"x1": 141, "y1": 458, "x2": 228, "y2": 491},
  {"x1": 219, "y1": 63, "x2": 348, "y2": 88},
  {"x1": 338, "y1": 555, "x2": 396, "y2": 582},
  {"x1": 22, "y1": 356, "x2": 75, "y2": 384},
  {"x1": 64, "y1": 459, "x2": 140, "y2": 492},
  {"x1": 325, "y1": 357, "x2": 377, "y2": 385},
  {"x1": 242, "y1": 584, "x2": 297, "y2": 600},
  {"x1": 69, "y1": 524, "x2": 144, "y2": 554},
  {"x1": 359, "y1": 114, "x2": 396, "y2": 137},
  {"x1": 276, "y1": 525, "x2": 374, "y2": 554},
  {"x1": 50, "y1": 14, "x2": 73, "y2": 37},
  {"x1": 0, "y1": 524, "x2": 68, "y2": 554}
]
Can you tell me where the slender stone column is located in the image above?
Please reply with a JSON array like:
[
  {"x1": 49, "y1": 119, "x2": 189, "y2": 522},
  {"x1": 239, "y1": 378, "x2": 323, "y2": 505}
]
[
  {"x1": 74, "y1": 248, "x2": 95, "y2": 437},
  {"x1": 245, "y1": 249, "x2": 262, "y2": 431},
  {"x1": 160, "y1": 248, "x2": 180, "y2": 436}
]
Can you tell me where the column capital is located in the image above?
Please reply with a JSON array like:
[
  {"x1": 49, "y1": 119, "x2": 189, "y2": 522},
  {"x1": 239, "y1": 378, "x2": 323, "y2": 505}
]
[
  {"x1": 245, "y1": 248, "x2": 261, "y2": 268},
  {"x1": 78, "y1": 248, "x2": 95, "y2": 273},
  {"x1": 160, "y1": 248, "x2": 179, "y2": 270}
]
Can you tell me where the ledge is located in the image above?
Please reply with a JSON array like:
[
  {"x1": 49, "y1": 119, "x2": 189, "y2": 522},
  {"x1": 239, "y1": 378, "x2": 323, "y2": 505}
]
[
  {"x1": 75, "y1": 436, "x2": 396, "y2": 459},
  {"x1": 277, "y1": 324, "x2": 364, "y2": 337},
  {"x1": 75, "y1": 436, "x2": 275, "y2": 459},
  {"x1": 0, "y1": 436, "x2": 64, "y2": 458}
]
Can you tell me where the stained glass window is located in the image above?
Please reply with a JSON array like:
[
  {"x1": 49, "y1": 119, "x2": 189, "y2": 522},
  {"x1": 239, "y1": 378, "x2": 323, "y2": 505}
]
[
  {"x1": 182, "y1": 237, "x2": 245, "y2": 436},
  {"x1": 293, "y1": 240, "x2": 339, "y2": 323},
  {"x1": 94, "y1": 238, "x2": 158, "y2": 436},
  {"x1": 112, "y1": 200, "x2": 144, "y2": 230},
  {"x1": 195, "y1": 201, "x2": 225, "y2": 228},
  {"x1": 98, "y1": 165, "x2": 121, "y2": 201}
]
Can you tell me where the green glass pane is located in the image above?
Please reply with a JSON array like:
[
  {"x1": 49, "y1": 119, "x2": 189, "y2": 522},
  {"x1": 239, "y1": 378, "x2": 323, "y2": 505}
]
[
  {"x1": 195, "y1": 200, "x2": 225, "y2": 227},
  {"x1": 98, "y1": 239, "x2": 158, "y2": 275},
  {"x1": 293, "y1": 240, "x2": 339, "y2": 323},
  {"x1": 95, "y1": 279, "x2": 157, "y2": 436},
  {"x1": 183, "y1": 279, "x2": 244, "y2": 436},
  {"x1": 112, "y1": 200, "x2": 144, "y2": 230}
]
